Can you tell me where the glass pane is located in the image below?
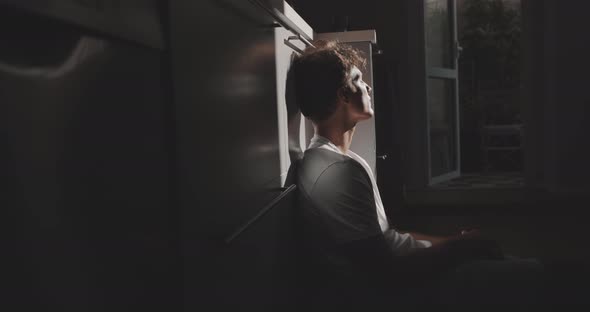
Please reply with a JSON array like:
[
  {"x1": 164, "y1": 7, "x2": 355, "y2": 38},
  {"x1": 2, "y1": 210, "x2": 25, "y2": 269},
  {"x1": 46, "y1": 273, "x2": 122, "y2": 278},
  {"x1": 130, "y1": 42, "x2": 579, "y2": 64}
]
[
  {"x1": 428, "y1": 78, "x2": 457, "y2": 177},
  {"x1": 425, "y1": 0, "x2": 453, "y2": 68}
]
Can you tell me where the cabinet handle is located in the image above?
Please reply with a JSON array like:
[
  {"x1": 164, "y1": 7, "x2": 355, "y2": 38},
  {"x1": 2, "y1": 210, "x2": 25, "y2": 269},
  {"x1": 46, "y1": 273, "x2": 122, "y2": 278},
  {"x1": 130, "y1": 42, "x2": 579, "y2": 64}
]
[
  {"x1": 283, "y1": 33, "x2": 315, "y2": 54},
  {"x1": 248, "y1": 0, "x2": 314, "y2": 48},
  {"x1": 283, "y1": 38, "x2": 304, "y2": 54}
]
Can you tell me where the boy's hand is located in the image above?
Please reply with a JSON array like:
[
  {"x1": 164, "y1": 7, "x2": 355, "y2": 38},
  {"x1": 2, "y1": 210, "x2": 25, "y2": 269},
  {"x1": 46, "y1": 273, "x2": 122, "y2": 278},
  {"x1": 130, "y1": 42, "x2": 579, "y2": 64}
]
[{"x1": 446, "y1": 230, "x2": 505, "y2": 261}]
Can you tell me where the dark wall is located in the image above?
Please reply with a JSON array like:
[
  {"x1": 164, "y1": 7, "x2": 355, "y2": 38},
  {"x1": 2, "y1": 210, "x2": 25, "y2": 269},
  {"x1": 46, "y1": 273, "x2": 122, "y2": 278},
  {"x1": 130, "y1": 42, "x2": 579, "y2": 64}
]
[
  {"x1": 544, "y1": 0, "x2": 590, "y2": 191},
  {"x1": 523, "y1": 0, "x2": 590, "y2": 193},
  {"x1": 522, "y1": 0, "x2": 545, "y2": 188}
]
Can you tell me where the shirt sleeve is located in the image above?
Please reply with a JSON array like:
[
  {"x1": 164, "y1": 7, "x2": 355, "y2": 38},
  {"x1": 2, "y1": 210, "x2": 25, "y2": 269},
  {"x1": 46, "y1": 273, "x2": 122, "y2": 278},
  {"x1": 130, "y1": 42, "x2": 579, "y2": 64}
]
[
  {"x1": 383, "y1": 229, "x2": 432, "y2": 254},
  {"x1": 309, "y1": 160, "x2": 382, "y2": 244}
]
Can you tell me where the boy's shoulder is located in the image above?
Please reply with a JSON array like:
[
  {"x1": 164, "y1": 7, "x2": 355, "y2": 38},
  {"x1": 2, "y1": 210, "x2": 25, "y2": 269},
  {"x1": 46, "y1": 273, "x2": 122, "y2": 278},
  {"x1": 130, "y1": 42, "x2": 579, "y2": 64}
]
[{"x1": 296, "y1": 148, "x2": 367, "y2": 194}]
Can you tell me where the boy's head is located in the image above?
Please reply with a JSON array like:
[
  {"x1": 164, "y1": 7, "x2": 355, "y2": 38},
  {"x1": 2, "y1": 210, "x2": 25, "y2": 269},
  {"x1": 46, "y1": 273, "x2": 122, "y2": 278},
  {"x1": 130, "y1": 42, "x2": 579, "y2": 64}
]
[{"x1": 288, "y1": 40, "x2": 372, "y2": 123}]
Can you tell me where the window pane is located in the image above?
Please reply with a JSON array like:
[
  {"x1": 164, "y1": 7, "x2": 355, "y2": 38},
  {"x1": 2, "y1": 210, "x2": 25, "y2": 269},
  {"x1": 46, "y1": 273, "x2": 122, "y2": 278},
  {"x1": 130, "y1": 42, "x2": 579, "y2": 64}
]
[
  {"x1": 428, "y1": 78, "x2": 457, "y2": 177},
  {"x1": 425, "y1": 0, "x2": 453, "y2": 68}
]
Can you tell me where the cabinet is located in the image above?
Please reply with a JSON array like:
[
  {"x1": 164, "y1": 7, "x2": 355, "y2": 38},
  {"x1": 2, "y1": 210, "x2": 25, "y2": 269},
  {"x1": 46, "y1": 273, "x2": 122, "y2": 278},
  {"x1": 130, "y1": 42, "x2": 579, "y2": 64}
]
[
  {"x1": 273, "y1": 2, "x2": 314, "y2": 185},
  {"x1": 0, "y1": 0, "x2": 313, "y2": 310},
  {"x1": 0, "y1": 2, "x2": 172, "y2": 311},
  {"x1": 169, "y1": 0, "x2": 305, "y2": 310}
]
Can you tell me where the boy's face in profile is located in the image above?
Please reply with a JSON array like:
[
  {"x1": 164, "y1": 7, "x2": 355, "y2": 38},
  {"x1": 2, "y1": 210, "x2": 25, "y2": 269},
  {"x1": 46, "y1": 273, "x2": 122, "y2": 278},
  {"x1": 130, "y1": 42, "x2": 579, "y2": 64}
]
[{"x1": 343, "y1": 66, "x2": 373, "y2": 122}]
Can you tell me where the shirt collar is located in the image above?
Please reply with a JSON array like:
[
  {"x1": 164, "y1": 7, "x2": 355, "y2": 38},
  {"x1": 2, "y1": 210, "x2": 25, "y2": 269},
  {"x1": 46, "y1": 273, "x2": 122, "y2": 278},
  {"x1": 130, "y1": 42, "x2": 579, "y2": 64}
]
[{"x1": 309, "y1": 134, "x2": 346, "y2": 155}]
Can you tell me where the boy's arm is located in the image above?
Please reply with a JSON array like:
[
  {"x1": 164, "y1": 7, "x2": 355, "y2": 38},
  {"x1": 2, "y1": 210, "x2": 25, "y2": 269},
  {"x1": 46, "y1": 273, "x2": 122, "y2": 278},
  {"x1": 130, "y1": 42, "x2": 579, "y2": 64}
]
[
  {"x1": 339, "y1": 231, "x2": 504, "y2": 288},
  {"x1": 408, "y1": 228, "x2": 483, "y2": 246},
  {"x1": 406, "y1": 232, "x2": 450, "y2": 245}
]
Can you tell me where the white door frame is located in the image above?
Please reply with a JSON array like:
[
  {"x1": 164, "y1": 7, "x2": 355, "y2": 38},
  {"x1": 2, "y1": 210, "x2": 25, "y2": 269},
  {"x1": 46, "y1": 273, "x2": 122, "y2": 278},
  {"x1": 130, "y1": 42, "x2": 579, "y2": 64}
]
[{"x1": 424, "y1": 0, "x2": 461, "y2": 186}]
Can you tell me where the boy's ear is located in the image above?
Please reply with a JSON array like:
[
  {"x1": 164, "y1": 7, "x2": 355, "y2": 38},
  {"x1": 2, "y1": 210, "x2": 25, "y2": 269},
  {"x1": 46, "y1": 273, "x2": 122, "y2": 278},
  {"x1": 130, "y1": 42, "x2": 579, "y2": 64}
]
[{"x1": 337, "y1": 87, "x2": 349, "y2": 103}]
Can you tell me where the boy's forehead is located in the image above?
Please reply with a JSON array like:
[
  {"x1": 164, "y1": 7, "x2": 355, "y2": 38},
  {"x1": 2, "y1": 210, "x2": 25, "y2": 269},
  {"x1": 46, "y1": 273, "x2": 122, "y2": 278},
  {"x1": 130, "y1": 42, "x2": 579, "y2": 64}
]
[{"x1": 350, "y1": 66, "x2": 362, "y2": 76}]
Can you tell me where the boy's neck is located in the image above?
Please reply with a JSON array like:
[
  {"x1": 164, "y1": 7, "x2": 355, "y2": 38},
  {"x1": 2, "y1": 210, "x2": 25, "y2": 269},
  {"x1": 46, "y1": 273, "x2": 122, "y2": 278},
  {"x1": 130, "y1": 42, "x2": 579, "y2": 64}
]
[{"x1": 315, "y1": 123, "x2": 356, "y2": 155}]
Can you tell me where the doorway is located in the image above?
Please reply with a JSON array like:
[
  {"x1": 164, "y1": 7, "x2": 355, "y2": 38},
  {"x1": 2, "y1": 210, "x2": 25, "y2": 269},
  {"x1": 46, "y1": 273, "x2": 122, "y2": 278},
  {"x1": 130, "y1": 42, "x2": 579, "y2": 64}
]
[
  {"x1": 457, "y1": 0, "x2": 524, "y2": 178},
  {"x1": 433, "y1": 0, "x2": 524, "y2": 189}
]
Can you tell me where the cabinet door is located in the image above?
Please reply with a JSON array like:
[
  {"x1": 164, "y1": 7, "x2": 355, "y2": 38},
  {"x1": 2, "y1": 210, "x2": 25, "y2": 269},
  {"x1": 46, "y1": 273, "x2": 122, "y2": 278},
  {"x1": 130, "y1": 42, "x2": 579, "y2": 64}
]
[
  {"x1": 169, "y1": 0, "x2": 282, "y2": 310},
  {"x1": 275, "y1": 26, "x2": 308, "y2": 185}
]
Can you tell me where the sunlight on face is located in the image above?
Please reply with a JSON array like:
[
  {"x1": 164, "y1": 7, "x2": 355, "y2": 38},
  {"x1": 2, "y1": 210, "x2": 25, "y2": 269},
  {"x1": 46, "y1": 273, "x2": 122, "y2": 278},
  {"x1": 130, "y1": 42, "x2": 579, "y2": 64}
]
[{"x1": 347, "y1": 66, "x2": 373, "y2": 121}]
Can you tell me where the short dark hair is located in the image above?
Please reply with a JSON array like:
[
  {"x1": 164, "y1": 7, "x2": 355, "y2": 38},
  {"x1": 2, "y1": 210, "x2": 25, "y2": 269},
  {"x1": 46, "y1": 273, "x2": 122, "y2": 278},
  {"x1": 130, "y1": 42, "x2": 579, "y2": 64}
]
[{"x1": 288, "y1": 40, "x2": 366, "y2": 122}]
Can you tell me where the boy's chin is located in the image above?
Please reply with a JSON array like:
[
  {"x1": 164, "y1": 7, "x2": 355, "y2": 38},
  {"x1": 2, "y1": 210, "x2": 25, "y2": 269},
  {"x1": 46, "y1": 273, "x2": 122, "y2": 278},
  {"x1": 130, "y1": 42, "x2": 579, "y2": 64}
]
[{"x1": 358, "y1": 113, "x2": 373, "y2": 121}]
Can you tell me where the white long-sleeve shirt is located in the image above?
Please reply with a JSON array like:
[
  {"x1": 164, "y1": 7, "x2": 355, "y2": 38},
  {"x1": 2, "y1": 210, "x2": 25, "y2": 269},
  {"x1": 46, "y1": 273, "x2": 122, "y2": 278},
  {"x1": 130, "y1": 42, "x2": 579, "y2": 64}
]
[{"x1": 308, "y1": 135, "x2": 432, "y2": 253}]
